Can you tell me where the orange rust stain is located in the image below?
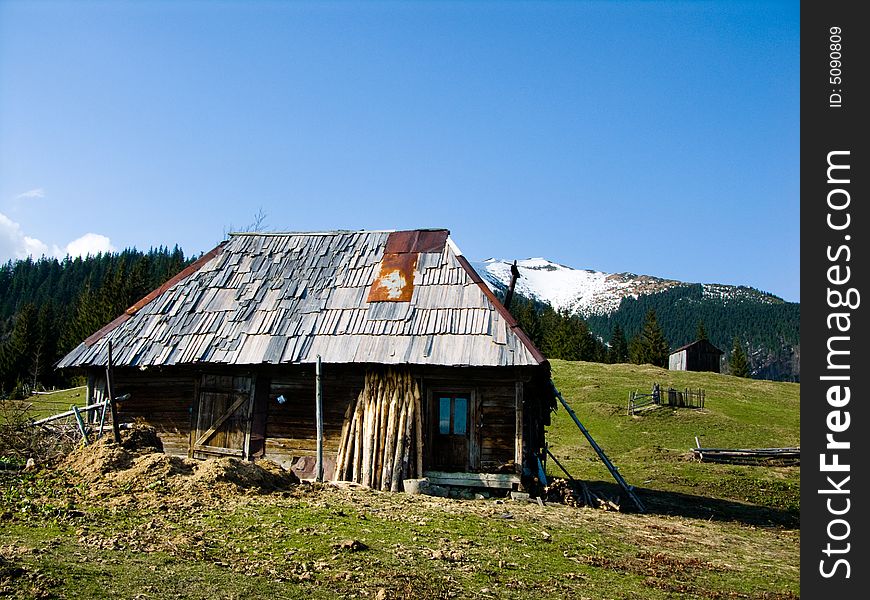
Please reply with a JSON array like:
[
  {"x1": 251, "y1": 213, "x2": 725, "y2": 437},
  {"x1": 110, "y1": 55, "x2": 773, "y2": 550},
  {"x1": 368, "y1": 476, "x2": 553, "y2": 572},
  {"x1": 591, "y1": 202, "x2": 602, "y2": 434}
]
[{"x1": 367, "y1": 253, "x2": 418, "y2": 302}]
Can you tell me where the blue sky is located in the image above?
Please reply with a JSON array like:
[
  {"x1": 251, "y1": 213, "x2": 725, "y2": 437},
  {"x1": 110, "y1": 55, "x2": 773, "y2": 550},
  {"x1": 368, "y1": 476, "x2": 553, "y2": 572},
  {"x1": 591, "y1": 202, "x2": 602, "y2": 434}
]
[{"x1": 0, "y1": 0, "x2": 799, "y2": 301}]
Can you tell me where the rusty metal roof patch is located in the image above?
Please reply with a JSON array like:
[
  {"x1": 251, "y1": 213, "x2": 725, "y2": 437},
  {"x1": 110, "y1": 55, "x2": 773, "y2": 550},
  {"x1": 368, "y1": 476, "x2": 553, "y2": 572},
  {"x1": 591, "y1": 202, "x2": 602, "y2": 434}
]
[
  {"x1": 384, "y1": 229, "x2": 448, "y2": 254},
  {"x1": 367, "y1": 252, "x2": 418, "y2": 302}
]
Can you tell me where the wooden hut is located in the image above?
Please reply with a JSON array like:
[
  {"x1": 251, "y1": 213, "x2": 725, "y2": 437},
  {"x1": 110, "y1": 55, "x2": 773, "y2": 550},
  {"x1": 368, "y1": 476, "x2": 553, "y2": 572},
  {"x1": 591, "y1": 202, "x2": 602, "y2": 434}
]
[
  {"x1": 668, "y1": 339, "x2": 724, "y2": 373},
  {"x1": 58, "y1": 229, "x2": 555, "y2": 491}
]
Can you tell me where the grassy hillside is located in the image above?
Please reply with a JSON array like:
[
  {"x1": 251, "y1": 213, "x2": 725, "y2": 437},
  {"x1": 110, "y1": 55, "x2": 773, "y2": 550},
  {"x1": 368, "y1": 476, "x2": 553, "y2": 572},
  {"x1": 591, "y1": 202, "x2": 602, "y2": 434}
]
[
  {"x1": 21, "y1": 387, "x2": 88, "y2": 420},
  {"x1": 547, "y1": 360, "x2": 800, "y2": 522}
]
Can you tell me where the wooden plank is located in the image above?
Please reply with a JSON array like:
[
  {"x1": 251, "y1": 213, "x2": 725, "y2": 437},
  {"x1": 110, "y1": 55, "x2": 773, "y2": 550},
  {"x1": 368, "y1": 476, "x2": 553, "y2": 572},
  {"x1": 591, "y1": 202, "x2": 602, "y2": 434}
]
[
  {"x1": 194, "y1": 444, "x2": 245, "y2": 457},
  {"x1": 515, "y1": 381, "x2": 523, "y2": 474},
  {"x1": 423, "y1": 470, "x2": 520, "y2": 489},
  {"x1": 315, "y1": 356, "x2": 324, "y2": 482},
  {"x1": 242, "y1": 374, "x2": 257, "y2": 460},
  {"x1": 106, "y1": 341, "x2": 122, "y2": 444},
  {"x1": 468, "y1": 390, "x2": 480, "y2": 471}
]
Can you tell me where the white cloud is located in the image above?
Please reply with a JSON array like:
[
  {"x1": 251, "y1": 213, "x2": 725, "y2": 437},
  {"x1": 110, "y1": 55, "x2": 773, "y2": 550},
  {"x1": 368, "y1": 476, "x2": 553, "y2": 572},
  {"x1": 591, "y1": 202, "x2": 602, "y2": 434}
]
[
  {"x1": 0, "y1": 211, "x2": 114, "y2": 262},
  {"x1": 0, "y1": 212, "x2": 50, "y2": 260},
  {"x1": 61, "y1": 233, "x2": 115, "y2": 258},
  {"x1": 15, "y1": 188, "x2": 46, "y2": 200}
]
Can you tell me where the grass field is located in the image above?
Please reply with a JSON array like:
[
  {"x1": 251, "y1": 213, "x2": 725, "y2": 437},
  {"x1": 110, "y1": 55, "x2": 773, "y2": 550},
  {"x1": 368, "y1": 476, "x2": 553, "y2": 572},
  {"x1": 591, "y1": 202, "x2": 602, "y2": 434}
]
[
  {"x1": 1, "y1": 362, "x2": 800, "y2": 599},
  {"x1": 546, "y1": 360, "x2": 800, "y2": 525},
  {"x1": 18, "y1": 387, "x2": 88, "y2": 420}
]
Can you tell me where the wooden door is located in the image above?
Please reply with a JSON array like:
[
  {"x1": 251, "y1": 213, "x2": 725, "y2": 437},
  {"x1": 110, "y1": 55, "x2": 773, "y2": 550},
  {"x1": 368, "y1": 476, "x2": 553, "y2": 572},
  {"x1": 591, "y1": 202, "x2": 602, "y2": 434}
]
[
  {"x1": 430, "y1": 392, "x2": 473, "y2": 471},
  {"x1": 193, "y1": 374, "x2": 254, "y2": 459}
]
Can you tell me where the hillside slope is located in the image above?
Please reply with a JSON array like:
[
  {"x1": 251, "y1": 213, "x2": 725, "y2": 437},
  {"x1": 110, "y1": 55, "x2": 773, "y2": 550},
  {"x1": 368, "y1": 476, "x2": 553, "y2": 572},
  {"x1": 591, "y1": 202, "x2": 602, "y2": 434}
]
[{"x1": 547, "y1": 359, "x2": 800, "y2": 524}]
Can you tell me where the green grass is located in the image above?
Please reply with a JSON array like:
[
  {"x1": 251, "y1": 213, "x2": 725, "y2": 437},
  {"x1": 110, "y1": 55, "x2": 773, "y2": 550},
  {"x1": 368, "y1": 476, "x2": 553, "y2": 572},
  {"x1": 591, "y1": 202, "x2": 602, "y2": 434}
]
[
  {"x1": 1, "y1": 363, "x2": 800, "y2": 599},
  {"x1": 547, "y1": 360, "x2": 800, "y2": 523},
  {"x1": 0, "y1": 473, "x2": 799, "y2": 599},
  {"x1": 21, "y1": 387, "x2": 88, "y2": 420}
]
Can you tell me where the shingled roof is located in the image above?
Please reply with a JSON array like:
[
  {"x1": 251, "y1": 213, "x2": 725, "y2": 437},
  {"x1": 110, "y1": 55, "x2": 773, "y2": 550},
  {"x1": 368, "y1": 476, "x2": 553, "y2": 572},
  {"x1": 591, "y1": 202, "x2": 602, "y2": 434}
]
[
  {"x1": 58, "y1": 229, "x2": 545, "y2": 369},
  {"x1": 669, "y1": 339, "x2": 724, "y2": 356}
]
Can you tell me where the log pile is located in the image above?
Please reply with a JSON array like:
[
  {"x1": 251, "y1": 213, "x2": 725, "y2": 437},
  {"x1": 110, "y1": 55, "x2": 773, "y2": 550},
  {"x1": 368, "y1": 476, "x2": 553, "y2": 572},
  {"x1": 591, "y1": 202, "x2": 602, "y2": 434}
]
[
  {"x1": 333, "y1": 368, "x2": 423, "y2": 491},
  {"x1": 691, "y1": 446, "x2": 800, "y2": 465}
]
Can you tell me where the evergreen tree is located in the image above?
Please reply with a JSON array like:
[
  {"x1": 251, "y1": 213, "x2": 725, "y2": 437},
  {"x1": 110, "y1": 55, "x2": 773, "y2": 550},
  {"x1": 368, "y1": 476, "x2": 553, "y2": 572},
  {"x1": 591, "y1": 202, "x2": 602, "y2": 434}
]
[
  {"x1": 32, "y1": 302, "x2": 59, "y2": 390},
  {"x1": 696, "y1": 320, "x2": 708, "y2": 341},
  {"x1": 511, "y1": 297, "x2": 543, "y2": 351},
  {"x1": 1, "y1": 303, "x2": 38, "y2": 395},
  {"x1": 730, "y1": 337, "x2": 750, "y2": 377},
  {"x1": 0, "y1": 246, "x2": 193, "y2": 394},
  {"x1": 637, "y1": 309, "x2": 670, "y2": 367},
  {"x1": 628, "y1": 334, "x2": 645, "y2": 365},
  {"x1": 608, "y1": 323, "x2": 628, "y2": 364}
]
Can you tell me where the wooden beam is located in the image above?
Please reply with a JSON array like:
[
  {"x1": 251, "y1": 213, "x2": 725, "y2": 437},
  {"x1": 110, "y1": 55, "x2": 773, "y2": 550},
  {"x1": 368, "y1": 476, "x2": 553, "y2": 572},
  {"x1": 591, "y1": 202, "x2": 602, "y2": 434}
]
[
  {"x1": 515, "y1": 381, "x2": 523, "y2": 474},
  {"x1": 106, "y1": 341, "x2": 121, "y2": 444},
  {"x1": 315, "y1": 355, "x2": 324, "y2": 482},
  {"x1": 31, "y1": 400, "x2": 109, "y2": 426},
  {"x1": 193, "y1": 444, "x2": 245, "y2": 458},
  {"x1": 242, "y1": 373, "x2": 257, "y2": 460},
  {"x1": 468, "y1": 390, "x2": 480, "y2": 471},
  {"x1": 423, "y1": 470, "x2": 520, "y2": 489},
  {"x1": 72, "y1": 405, "x2": 90, "y2": 445}
]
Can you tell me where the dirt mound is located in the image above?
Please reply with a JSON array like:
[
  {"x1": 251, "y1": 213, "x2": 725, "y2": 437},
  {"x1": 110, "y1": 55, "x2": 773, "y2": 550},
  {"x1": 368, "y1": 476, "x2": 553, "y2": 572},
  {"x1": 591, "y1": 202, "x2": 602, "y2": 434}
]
[
  {"x1": 63, "y1": 439, "x2": 134, "y2": 481},
  {"x1": 187, "y1": 457, "x2": 299, "y2": 492},
  {"x1": 62, "y1": 425, "x2": 298, "y2": 501},
  {"x1": 63, "y1": 425, "x2": 165, "y2": 481},
  {"x1": 115, "y1": 454, "x2": 197, "y2": 487}
]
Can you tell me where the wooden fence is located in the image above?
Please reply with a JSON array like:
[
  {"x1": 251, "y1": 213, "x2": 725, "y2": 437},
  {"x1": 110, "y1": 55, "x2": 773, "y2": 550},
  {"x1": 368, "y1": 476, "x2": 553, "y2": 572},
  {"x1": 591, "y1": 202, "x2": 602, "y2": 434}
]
[{"x1": 629, "y1": 384, "x2": 705, "y2": 415}]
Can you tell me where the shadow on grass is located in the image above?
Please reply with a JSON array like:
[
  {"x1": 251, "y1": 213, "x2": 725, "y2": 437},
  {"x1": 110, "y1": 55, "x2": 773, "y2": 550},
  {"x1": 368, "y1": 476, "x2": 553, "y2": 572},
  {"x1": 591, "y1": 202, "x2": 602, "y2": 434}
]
[{"x1": 583, "y1": 480, "x2": 799, "y2": 528}]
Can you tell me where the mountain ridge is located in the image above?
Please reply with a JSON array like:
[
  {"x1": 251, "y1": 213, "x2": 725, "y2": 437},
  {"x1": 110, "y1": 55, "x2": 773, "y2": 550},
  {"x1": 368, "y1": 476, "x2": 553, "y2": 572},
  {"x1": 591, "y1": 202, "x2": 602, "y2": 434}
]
[{"x1": 472, "y1": 257, "x2": 787, "y2": 316}]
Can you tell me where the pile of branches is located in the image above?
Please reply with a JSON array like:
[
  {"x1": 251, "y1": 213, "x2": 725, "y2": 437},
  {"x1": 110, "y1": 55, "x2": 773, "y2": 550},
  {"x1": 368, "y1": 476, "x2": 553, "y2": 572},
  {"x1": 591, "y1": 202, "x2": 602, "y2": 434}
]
[
  {"x1": 0, "y1": 401, "x2": 80, "y2": 468},
  {"x1": 333, "y1": 368, "x2": 424, "y2": 491}
]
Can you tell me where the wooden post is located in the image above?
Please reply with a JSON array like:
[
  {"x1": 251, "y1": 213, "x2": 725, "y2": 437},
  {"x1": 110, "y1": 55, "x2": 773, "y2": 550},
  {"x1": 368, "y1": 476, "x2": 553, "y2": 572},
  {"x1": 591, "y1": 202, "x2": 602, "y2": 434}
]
[
  {"x1": 503, "y1": 261, "x2": 521, "y2": 310},
  {"x1": 72, "y1": 405, "x2": 90, "y2": 445},
  {"x1": 515, "y1": 381, "x2": 524, "y2": 474},
  {"x1": 413, "y1": 380, "x2": 423, "y2": 478},
  {"x1": 242, "y1": 374, "x2": 256, "y2": 461},
  {"x1": 315, "y1": 355, "x2": 324, "y2": 483},
  {"x1": 106, "y1": 341, "x2": 121, "y2": 444}
]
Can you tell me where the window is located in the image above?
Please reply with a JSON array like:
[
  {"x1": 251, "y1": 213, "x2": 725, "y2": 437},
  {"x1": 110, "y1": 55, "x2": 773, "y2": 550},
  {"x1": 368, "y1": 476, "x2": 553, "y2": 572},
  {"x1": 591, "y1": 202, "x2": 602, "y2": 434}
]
[{"x1": 437, "y1": 394, "x2": 469, "y2": 436}]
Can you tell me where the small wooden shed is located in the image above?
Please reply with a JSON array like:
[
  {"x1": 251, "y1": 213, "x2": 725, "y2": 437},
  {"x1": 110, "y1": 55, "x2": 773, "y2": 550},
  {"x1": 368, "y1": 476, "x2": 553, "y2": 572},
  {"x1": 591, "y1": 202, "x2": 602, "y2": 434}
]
[
  {"x1": 668, "y1": 339, "x2": 724, "y2": 373},
  {"x1": 58, "y1": 229, "x2": 555, "y2": 491}
]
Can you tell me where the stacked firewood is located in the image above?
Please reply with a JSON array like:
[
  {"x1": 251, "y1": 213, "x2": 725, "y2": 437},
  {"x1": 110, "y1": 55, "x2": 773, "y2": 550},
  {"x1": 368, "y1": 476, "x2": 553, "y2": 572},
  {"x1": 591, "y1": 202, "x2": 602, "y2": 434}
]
[{"x1": 333, "y1": 368, "x2": 423, "y2": 491}]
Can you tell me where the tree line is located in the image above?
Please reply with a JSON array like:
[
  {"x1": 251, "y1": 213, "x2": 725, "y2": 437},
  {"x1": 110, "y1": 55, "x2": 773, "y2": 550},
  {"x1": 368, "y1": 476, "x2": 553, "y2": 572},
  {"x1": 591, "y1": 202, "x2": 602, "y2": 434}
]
[
  {"x1": 506, "y1": 294, "x2": 754, "y2": 377},
  {"x1": 584, "y1": 283, "x2": 799, "y2": 370},
  {"x1": 0, "y1": 247, "x2": 190, "y2": 397}
]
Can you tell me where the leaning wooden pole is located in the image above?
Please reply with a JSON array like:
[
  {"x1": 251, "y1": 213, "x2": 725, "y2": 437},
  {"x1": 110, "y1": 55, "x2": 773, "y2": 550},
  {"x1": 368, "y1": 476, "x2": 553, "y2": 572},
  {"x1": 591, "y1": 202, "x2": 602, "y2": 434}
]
[
  {"x1": 549, "y1": 379, "x2": 645, "y2": 512},
  {"x1": 106, "y1": 341, "x2": 122, "y2": 444}
]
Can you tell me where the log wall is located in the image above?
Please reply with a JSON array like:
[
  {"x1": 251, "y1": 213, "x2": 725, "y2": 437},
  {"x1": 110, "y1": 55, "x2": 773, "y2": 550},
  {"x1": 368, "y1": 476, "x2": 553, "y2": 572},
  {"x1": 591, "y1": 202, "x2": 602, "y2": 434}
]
[
  {"x1": 87, "y1": 363, "x2": 549, "y2": 485},
  {"x1": 100, "y1": 368, "x2": 197, "y2": 457},
  {"x1": 264, "y1": 366, "x2": 364, "y2": 475}
]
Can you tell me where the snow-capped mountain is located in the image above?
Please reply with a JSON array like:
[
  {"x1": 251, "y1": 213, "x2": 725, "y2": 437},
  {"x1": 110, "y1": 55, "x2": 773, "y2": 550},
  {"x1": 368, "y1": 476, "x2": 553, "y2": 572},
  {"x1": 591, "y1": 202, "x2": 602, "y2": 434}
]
[{"x1": 472, "y1": 258, "x2": 783, "y2": 316}]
